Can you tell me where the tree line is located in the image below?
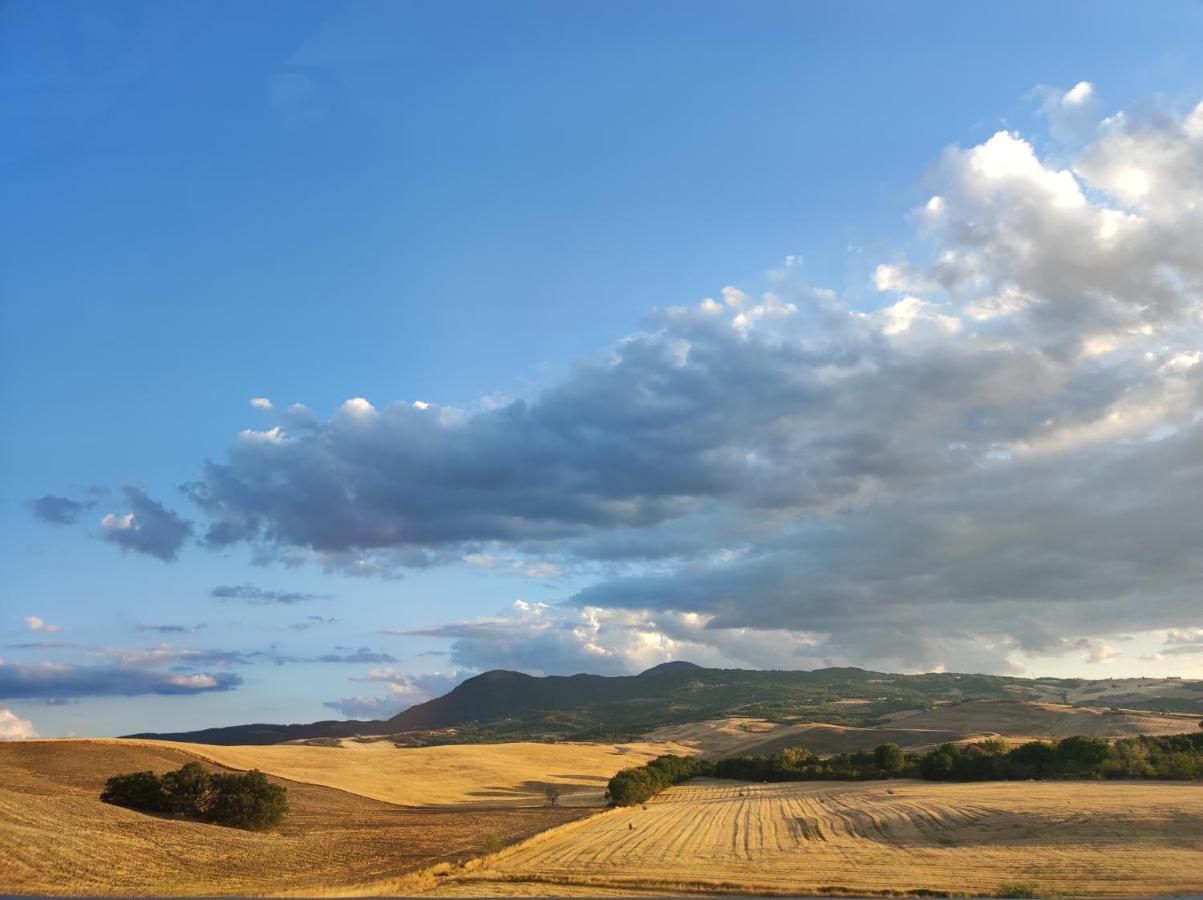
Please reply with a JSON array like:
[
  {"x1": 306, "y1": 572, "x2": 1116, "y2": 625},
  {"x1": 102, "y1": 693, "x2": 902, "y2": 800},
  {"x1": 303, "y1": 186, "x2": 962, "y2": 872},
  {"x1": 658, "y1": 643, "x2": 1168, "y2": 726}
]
[
  {"x1": 100, "y1": 761, "x2": 288, "y2": 830},
  {"x1": 607, "y1": 731, "x2": 1203, "y2": 804}
]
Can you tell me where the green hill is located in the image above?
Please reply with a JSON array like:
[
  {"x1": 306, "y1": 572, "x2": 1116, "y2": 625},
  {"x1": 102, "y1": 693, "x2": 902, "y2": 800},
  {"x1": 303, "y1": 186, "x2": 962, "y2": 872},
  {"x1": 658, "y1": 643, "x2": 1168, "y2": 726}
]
[{"x1": 126, "y1": 664, "x2": 1203, "y2": 745}]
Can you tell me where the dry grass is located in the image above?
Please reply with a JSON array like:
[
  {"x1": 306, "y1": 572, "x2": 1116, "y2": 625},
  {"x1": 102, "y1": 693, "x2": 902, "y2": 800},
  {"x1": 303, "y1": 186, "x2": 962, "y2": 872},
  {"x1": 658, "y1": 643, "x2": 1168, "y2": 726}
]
[
  {"x1": 431, "y1": 778, "x2": 1203, "y2": 897},
  {"x1": 0, "y1": 740, "x2": 590, "y2": 896},
  {"x1": 165, "y1": 737, "x2": 693, "y2": 807}
]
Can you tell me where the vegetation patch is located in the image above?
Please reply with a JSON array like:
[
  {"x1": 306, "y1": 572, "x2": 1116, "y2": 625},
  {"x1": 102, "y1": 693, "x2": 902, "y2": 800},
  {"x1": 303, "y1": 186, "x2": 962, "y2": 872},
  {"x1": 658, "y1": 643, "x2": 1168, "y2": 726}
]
[{"x1": 101, "y1": 761, "x2": 288, "y2": 830}]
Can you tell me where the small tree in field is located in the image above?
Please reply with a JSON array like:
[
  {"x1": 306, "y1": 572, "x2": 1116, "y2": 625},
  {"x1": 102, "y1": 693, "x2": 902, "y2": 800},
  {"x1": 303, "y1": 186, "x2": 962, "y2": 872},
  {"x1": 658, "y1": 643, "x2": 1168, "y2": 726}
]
[
  {"x1": 544, "y1": 783, "x2": 562, "y2": 807},
  {"x1": 873, "y1": 742, "x2": 906, "y2": 775}
]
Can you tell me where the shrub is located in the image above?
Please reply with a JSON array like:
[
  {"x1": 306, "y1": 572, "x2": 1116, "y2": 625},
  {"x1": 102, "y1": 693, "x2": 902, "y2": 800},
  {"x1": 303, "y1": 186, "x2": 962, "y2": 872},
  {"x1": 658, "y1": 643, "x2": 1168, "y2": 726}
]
[
  {"x1": 206, "y1": 770, "x2": 289, "y2": 830},
  {"x1": 161, "y1": 761, "x2": 214, "y2": 817},
  {"x1": 100, "y1": 764, "x2": 287, "y2": 830},
  {"x1": 100, "y1": 770, "x2": 166, "y2": 812}
]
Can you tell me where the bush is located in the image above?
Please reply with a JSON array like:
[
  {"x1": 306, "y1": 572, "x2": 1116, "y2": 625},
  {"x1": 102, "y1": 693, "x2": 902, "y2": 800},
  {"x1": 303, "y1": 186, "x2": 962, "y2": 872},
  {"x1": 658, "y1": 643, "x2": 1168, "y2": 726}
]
[
  {"x1": 206, "y1": 770, "x2": 289, "y2": 830},
  {"x1": 100, "y1": 770, "x2": 166, "y2": 812},
  {"x1": 100, "y1": 764, "x2": 287, "y2": 830},
  {"x1": 161, "y1": 761, "x2": 214, "y2": 817}
]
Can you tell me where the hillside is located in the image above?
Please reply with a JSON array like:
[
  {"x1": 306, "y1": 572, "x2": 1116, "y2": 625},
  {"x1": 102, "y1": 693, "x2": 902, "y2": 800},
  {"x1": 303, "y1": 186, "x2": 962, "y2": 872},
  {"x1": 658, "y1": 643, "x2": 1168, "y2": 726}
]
[
  {"x1": 128, "y1": 665, "x2": 1203, "y2": 746},
  {"x1": 0, "y1": 740, "x2": 590, "y2": 896}
]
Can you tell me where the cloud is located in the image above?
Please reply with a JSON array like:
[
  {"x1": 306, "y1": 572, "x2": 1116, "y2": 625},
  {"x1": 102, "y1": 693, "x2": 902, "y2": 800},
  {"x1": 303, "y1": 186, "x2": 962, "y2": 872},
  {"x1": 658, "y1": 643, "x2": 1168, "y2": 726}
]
[
  {"x1": 0, "y1": 708, "x2": 37, "y2": 740},
  {"x1": 289, "y1": 616, "x2": 337, "y2": 632},
  {"x1": 249, "y1": 397, "x2": 274, "y2": 410},
  {"x1": 210, "y1": 583, "x2": 330, "y2": 605},
  {"x1": 149, "y1": 89, "x2": 1203, "y2": 675},
  {"x1": 321, "y1": 695, "x2": 406, "y2": 719},
  {"x1": 133, "y1": 623, "x2": 207, "y2": 634},
  {"x1": 0, "y1": 661, "x2": 241, "y2": 700},
  {"x1": 100, "y1": 486, "x2": 193, "y2": 562},
  {"x1": 324, "y1": 669, "x2": 469, "y2": 719},
  {"x1": 1032, "y1": 80, "x2": 1102, "y2": 144},
  {"x1": 314, "y1": 647, "x2": 396, "y2": 664},
  {"x1": 24, "y1": 616, "x2": 60, "y2": 634},
  {"x1": 393, "y1": 601, "x2": 820, "y2": 677},
  {"x1": 28, "y1": 494, "x2": 94, "y2": 525}
]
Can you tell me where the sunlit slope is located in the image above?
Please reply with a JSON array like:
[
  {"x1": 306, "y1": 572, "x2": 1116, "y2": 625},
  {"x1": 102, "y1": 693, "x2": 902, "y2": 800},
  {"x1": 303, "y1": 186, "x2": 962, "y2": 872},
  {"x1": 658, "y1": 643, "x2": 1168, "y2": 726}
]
[
  {"x1": 435, "y1": 779, "x2": 1203, "y2": 897},
  {"x1": 648, "y1": 702, "x2": 1200, "y2": 757},
  {"x1": 0, "y1": 740, "x2": 589, "y2": 896},
  {"x1": 172, "y1": 738, "x2": 696, "y2": 807},
  {"x1": 884, "y1": 699, "x2": 1201, "y2": 738}
]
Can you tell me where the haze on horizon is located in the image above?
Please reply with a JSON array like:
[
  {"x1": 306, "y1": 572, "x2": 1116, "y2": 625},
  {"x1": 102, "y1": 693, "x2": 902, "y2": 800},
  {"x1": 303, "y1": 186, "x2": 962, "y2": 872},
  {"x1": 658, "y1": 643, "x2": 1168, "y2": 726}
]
[{"x1": 3, "y1": 0, "x2": 1203, "y2": 740}]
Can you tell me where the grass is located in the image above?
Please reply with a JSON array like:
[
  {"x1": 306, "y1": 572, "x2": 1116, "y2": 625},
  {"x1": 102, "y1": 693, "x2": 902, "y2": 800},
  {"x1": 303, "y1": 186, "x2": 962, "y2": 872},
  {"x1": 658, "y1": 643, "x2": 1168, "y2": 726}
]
[{"x1": 169, "y1": 736, "x2": 694, "y2": 807}]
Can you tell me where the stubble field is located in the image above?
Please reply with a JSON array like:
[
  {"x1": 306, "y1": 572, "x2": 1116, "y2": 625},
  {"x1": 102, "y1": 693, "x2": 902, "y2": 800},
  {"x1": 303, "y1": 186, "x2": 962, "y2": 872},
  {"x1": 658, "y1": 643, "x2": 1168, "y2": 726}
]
[
  {"x1": 0, "y1": 740, "x2": 591, "y2": 896},
  {"x1": 433, "y1": 778, "x2": 1203, "y2": 897}
]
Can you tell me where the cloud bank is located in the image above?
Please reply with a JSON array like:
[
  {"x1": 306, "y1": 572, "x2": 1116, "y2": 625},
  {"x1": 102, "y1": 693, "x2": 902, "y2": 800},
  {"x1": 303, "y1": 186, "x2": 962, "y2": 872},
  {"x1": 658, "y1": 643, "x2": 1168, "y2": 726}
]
[{"x1": 108, "y1": 87, "x2": 1203, "y2": 675}]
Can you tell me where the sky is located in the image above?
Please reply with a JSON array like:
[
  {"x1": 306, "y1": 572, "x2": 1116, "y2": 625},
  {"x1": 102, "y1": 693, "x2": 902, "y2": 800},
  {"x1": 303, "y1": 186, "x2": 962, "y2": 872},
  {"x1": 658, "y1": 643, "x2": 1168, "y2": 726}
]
[{"x1": 2, "y1": 0, "x2": 1203, "y2": 740}]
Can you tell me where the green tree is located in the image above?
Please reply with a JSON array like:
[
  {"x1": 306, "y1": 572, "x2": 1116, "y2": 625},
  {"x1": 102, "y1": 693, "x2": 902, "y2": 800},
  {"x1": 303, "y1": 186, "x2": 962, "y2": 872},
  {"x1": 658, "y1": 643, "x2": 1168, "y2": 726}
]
[
  {"x1": 206, "y1": 770, "x2": 289, "y2": 830},
  {"x1": 100, "y1": 771, "x2": 165, "y2": 812},
  {"x1": 161, "y1": 761, "x2": 214, "y2": 817},
  {"x1": 873, "y1": 743, "x2": 906, "y2": 774}
]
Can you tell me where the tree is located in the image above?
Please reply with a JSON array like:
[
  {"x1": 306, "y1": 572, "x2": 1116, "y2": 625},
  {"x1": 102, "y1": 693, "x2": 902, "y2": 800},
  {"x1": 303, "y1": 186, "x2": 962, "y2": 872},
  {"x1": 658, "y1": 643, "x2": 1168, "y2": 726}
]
[
  {"x1": 161, "y1": 762, "x2": 214, "y2": 817},
  {"x1": 544, "y1": 783, "x2": 562, "y2": 807},
  {"x1": 873, "y1": 743, "x2": 906, "y2": 775},
  {"x1": 100, "y1": 771, "x2": 166, "y2": 812},
  {"x1": 206, "y1": 770, "x2": 288, "y2": 830}
]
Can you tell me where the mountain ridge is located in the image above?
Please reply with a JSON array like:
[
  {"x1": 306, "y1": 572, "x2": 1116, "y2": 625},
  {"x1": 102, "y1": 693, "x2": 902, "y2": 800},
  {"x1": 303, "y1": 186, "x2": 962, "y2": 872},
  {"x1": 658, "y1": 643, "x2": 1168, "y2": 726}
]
[{"x1": 126, "y1": 665, "x2": 1203, "y2": 746}]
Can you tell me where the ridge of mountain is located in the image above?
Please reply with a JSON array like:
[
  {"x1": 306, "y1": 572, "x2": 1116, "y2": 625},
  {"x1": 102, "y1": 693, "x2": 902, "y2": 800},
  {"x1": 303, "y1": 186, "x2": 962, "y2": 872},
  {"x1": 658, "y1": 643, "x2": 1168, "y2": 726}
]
[{"x1": 125, "y1": 665, "x2": 1203, "y2": 746}]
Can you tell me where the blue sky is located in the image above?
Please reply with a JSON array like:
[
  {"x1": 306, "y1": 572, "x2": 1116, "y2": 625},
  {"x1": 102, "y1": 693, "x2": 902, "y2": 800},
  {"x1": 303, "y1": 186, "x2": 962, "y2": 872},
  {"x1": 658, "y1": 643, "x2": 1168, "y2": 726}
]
[{"x1": 3, "y1": 1, "x2": 1203, "y2": 739}]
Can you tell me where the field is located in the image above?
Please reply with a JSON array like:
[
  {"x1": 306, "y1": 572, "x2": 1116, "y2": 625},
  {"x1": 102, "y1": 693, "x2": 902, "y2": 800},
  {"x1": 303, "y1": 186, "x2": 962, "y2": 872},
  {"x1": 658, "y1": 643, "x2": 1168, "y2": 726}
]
[
  {"x1": 433, "y1": 779, "x2": 1203, "y2": 897},
  {"x1": 6, "y1": 731, "x2": 1203, "y2": 897},
  {"x1": 173, "y1": 737, "x2": 693, "y2": 807},
  {"x1": 648, "y1": 702, "x2": 1201, "y2": 757},
  {"x1": 0, "y1": 740, "x2": 594, "y2": 895}
]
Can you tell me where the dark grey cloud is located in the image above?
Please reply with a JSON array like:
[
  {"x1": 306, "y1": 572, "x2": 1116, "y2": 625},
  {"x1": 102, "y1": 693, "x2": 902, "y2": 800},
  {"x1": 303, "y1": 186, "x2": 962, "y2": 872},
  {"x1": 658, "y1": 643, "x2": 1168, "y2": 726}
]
[
  {"x1": 28, "y1": 494, "x2": 93, "y2": 525},
  {"x1": 0, "y1": 661, "x2": 240, "y2": 700},
  {"x1": 210, "y1": 583, "x2": 330, "y2": 605},
  {"x1": 100, "y1": 486, "x2": 193, "y2": 562}
]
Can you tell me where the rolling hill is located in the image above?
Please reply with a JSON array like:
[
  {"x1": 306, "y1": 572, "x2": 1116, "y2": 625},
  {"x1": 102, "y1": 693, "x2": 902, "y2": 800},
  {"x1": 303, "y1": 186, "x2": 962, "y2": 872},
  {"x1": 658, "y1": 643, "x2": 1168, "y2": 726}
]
[{"x1": 127, "y1": 664, "x2": 1203, "y2": 746}]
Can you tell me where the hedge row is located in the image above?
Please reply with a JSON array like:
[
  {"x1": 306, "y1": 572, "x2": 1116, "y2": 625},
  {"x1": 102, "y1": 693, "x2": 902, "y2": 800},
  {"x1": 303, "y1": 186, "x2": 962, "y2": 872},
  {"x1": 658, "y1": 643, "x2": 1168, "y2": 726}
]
[{"x1": 606, "y1": 754, "x2": 715, "y2": 806}]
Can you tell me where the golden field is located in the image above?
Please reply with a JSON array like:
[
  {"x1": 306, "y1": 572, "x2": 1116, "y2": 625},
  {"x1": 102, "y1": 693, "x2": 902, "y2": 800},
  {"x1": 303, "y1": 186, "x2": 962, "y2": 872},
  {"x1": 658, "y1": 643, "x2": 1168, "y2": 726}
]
[
  {"x1": 5, "y1": 724, "x2": 1203, "y2": 897},
  {"x1": 433, "y1": 778, "x2": 1203, "y2": 897},
  {"x1": 175, "y1": 736, "x2": 694, "y2": 807},
  {"x1": 0, "y1": 739, "x2": 592, "y2": 896}
]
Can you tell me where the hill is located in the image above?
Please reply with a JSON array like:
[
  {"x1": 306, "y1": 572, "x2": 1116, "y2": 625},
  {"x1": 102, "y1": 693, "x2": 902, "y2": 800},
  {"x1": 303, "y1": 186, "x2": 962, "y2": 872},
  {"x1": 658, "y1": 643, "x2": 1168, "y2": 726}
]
[
  {"x1": 0, "y1": 739, "x2": 591, "y2": 896},
  {"x1": 127, "y1": 665, "x2": 1203, "y2": 746}
]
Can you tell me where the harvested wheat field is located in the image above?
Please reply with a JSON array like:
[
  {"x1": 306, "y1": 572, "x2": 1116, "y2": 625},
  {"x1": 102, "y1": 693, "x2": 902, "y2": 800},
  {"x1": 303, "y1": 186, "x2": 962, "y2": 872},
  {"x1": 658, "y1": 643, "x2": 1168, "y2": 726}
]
[
  {"x1": 0, "y1": 740, "x2": 590, "y2": 896},
  {"x1": 172, "y1": 737, "x2": 693, "y2": 807},
  {"x1": 431, "y1": 779, "x2": 1203, "y2": 897}
]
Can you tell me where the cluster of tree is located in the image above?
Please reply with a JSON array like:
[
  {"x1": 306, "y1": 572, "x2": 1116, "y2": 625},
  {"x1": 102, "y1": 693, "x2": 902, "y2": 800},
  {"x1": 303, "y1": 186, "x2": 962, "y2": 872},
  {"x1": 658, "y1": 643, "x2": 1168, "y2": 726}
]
[
  {"x1": 606, "y1": 754, "x2": 715, "y2": 806},
  {"x1": 714, "y1": 742, "x2": 908, "y2": 781},
  {"x1": 918, "y1": 732, "x2": 1203, "y2": 781},
  {"x1": 100, "y1": 762, "x2": 288, "y2": 830},
  {"x1": 713, "y1": 732, "x2": 1203, "y2": 784}
]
